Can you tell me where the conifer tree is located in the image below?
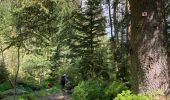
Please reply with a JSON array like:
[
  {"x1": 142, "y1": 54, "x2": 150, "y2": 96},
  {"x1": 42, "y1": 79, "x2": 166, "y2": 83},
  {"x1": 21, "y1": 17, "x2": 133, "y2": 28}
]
[{"x1": 72, "y1": 0, "x2": 107, "y2": 79}]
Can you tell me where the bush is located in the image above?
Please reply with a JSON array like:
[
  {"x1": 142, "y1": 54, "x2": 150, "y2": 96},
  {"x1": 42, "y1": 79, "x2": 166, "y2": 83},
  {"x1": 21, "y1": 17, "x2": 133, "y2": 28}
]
[
  {"x1": 17, "y1": 84, "x2": 61, "y2": 100},
  {"x1": 0, "y1": 63, "x2": 8, "y2": 83},
  {"x1": 72, "y1": 82, "x2": 87, "y2": 100},
  {"x1": 72, "y1": 80, "x2": 130, "y2": 100},
  {"x1": 72, "y1": 80, "x2": 108, "y2": 100},
  {"x1": 104, "y1": 81, "x2": 128, "y2": 98},
  {"x1": 85, "y1": 80, "x2": 106, "y2": 99},
  {"x1": 114, "y1": 90, "x2": 156, "y2": 100},
  {"x1": 17, "y1": 81, "x2": 40, "y2": 91},
  {"x1": 17, "y1": 91, "x2": 46, "y2": 100},
  {"x1": 0, "y1": 81, "x2": 12, "y2": 92}
]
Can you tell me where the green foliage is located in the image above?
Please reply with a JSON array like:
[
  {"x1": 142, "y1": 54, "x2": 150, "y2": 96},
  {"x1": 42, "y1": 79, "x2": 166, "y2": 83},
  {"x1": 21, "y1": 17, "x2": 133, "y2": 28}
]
[
  {"x1": 0, "y1": 63, "x2": 8, "y2": 83},
  {"x1": 84, "y1": 80, "x2": 106, "y2": 99},
  {"x1": 63, "y1": 60, "x2": 83, "y2": 86},
  {"x1": 20, "y1": 54, "x2": 51, "y2": 83},
  {"x1": 6, "y1": 0, "x2": 59, "y2": 49},
  {"x1": 0, "y1": 82, "x2": 12, "y2": 92},
  {"x1": 115, "y1": 46, "x2": 130, "y2": 82},
  {"x1": 105, "y1": 81, "x2": 129, "y2": 98},
  {"x1": 0, "y1": 81, "x2": 12, "y2": 98},
  {"x1": 17, "y1": 81, "x2": 41, "y2": 91},
  {"x1": 72, "y1": 82, "x2": 87, "y2": 100},
  {"x1": 16, "y1": 83, "x2": 60, "y2": 100},
  {"x1": 17, "y1": 90, "x2": 46, "y2": 100},
  {"x1": 70, "y1": 0, "x2": 108, "y2": 80},
  {"x1": 73, "y1": 80, "x2": 131, "y2": 100},
  {"x1": 50, "y1": 44, "x2": 72, "y2": 80},
  {"x1": 0, "y1": 80, "x2": 60, "y2": 99},
  {"x1": 17, "y1": 78, "x2": 60, "y2": 91},
  {"x1": 0, "y1": 0, "x2": 13, "y2": 41},
  {"x1": 114, "y1": 90, "x2": 156, "y2": 100},
  {"x1": 73, "y1": 80, "x2": 109, "y2": 100},
  {"x1": 48, "y1": 0, "x2": 78, "y2": 80},
  {"x1": 73, "y1": 80, "x2": 104, "y2": 100}
]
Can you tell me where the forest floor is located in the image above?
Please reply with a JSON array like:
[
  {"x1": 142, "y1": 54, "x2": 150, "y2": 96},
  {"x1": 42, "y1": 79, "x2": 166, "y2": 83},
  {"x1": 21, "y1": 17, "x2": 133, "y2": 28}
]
[{"x1": 37, "y1": 91, "x2": 71, "y2": 100}]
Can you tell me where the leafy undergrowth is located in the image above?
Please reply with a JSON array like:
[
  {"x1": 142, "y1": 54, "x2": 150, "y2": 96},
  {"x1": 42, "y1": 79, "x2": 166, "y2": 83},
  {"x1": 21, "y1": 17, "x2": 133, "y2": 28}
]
[
  {"x1": 114, "y1": 90, "x2": 157, "y2": 100},
  {"x1": 15, "y1": 84, "x2": 61, "y2": 100},
  {"x1": 0, "y1": 82, "x2": 13, "y2": 99},
  {"x1": 0, "y1": 81, "x2": 61, "y2": 100},
  {"x1": 0, "y1": 82, "x2": 13, "y2": 92},
  {"x1": 72, "y1": 80, "x2": 129, "y2": 100}
]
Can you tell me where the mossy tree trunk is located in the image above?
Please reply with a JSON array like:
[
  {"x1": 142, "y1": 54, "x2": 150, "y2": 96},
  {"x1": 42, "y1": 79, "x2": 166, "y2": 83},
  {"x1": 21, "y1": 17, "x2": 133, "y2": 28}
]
[{"x1": 129, "y1": 0, "x2": 169, "y2": 96}]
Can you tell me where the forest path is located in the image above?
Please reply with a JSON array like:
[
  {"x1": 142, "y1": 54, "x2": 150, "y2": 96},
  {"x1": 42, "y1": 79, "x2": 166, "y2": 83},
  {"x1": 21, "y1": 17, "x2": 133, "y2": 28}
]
[{"x1": 37, "y1": 91, "x2": 71, "y2": 100}]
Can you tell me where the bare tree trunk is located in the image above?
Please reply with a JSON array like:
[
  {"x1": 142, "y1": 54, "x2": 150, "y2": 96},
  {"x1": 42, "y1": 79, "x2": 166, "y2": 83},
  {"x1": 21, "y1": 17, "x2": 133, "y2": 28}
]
[
  {"x1": 129, "y1": 0, "x2": 169, "y2": 98},
  {"x1": 113, "y1": 0, "x2": 119, "y2": 47},
  {"x1": 107, "y1": 0, "x2": 117, "y2": 72},
  {"x1": 107, "y1": 0, "x2": 114, "y2": 39},
  {"x1": 125, "y1": 0, "x2": 137, "y2": 92},
  {"x1": 113, "y1": 0, "x2": 119, "y2": 76},
  {"x1": 14, "y1": 46, "x2": 20, "y2": 100}
]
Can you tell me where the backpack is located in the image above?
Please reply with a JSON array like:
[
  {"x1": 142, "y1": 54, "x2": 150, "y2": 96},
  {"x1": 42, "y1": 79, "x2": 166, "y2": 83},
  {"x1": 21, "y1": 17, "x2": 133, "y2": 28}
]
[{"x1": 61, "y1": 76, "x2": 66, "y2": 84}]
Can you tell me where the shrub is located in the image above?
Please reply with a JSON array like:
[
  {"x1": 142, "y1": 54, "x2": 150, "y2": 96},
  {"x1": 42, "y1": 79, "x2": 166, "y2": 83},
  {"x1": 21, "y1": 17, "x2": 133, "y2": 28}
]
[
  {"x1": 0, "y1": 82, "x2": 12, "y2": 92},
  {"x1": 72, "y1": 80, "x2": 108, "y2": 100},
  {"x1": 85, "y1": 80, "x2": 106, "y2": 99},
  {"x1": 73, "y1": 80, "x2": 131, "y2": 100},
  {"x1": 105, "y1": 81, "x2": 128, "y2": 98},
  {"x1": 72, "y1": 81, "x2": 87, "y2": 100},
  {"x1": 114, "y1": 90, "x2": 156, "y2": 100},
  {"x1": 17, "y1": 84, "x2": 61, "y2": 100},
  {"x1": 0, "y1": 63, "x2": 8, "y2": 83}
]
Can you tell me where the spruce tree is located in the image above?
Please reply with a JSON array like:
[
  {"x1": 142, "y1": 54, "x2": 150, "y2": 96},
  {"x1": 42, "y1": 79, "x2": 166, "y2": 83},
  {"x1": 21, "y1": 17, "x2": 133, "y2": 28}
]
[{"x1": 72, "y1": 0, "x2": 107, "y2": 79}]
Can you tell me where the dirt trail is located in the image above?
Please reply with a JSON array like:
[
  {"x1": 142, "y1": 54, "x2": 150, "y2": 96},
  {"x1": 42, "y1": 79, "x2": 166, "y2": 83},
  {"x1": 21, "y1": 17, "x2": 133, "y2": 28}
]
[{"x1": 37, "y1": 91, "x2": 71, "y2": 100}]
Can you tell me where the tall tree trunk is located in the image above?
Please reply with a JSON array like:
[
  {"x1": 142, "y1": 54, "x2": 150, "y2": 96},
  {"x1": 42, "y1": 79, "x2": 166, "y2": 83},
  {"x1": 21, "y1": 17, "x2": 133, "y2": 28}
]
[
  {"x1": 125, "y1": 0, "x2": 136, "y2": 91},
  {"x1": 107, "y1": 0, "x2": 114, "y2": 39},
  {"x1": 113, "y1": 0, "x2": 119, "y2": 75},
  {"x1": 113, "y1": 0, "x2": 119, "y2": 47},
  {"x1": 107, "y1": 0, "x2": 117, "y2": 72},
  {"x1": 14, "y1": 46, "x2": 20, "y2": 100},
  {"x1": 129, "y1": 0, "x2": 169, "y2": 97}
]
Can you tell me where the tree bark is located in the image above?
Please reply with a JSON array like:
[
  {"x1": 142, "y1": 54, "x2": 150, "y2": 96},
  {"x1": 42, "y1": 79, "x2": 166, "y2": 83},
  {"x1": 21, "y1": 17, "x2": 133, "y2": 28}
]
[
  {"x1": 113, "y1": 0, "x2": 119, "y2": 48},
  {"x1": 129, "y1": 0, "x2": 169, "y2": 96},
  {"x1": 107, "y1": 0, "x2": 114, "y2": 39},
  {"x1": 14, "y1": 46, "x2": 20, "y2": 100}
]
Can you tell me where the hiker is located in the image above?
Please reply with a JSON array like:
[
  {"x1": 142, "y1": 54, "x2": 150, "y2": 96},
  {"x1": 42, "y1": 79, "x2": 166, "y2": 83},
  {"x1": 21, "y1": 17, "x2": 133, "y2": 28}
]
[
  {"x1": 60, "y1": 74, "x2": 68, "y2": 89},
  {"x1": 48, "y1": 83, "x2": 53, "y2": 88}
]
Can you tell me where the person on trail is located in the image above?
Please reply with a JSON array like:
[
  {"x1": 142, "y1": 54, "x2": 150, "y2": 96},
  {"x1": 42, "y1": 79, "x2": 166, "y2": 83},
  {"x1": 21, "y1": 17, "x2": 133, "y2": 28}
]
[
  {"x1": 48, "y1": 83, "x2": 53, "y2": 88},
  {"x1": 60, "y1": 74, "x2": 68, "y2": 89}
]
